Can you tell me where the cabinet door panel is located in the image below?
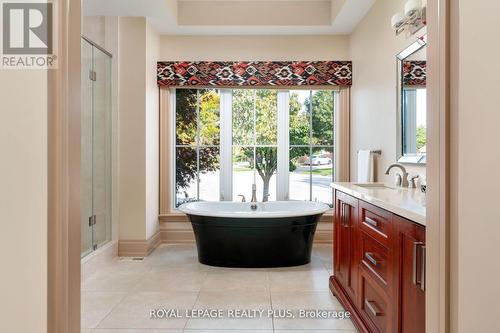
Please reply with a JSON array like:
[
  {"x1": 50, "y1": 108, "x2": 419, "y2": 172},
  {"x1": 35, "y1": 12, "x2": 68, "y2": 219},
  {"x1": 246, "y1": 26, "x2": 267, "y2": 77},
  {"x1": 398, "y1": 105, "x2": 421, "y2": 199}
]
[
  {"x1": 334, "y1": 191, "x2": 359, "y2": 304},
  {"x1": 395, "y1": 216, "x2": 425, "y2": 333}
]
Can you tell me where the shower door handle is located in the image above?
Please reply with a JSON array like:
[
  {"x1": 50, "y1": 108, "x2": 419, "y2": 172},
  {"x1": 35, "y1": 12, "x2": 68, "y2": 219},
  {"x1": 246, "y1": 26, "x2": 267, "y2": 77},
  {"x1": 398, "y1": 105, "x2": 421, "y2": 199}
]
[{"x1": 88, "y1": 214, "x2": 97, "y2": 227}]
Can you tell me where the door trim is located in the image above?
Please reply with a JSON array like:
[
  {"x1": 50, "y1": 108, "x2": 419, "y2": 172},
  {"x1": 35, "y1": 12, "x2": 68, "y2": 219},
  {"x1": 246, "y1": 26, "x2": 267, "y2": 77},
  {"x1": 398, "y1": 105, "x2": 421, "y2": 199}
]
[
  {"x1": 47, "y1": 0, "x2": 81, "y2": 332},
  {"x1": 426, "y1": 0, "x2": 452, "y2": 332}
]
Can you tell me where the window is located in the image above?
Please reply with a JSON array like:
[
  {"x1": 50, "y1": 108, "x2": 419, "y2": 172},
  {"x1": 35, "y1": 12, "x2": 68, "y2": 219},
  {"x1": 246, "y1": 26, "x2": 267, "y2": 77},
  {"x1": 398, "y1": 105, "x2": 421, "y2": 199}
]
[
  {"x1": 173, "y1": 88, "x2": 336, "y2": 207},
  {"x1": 174, "y1": 89, "x2": 220, "y2": 206},
  {"x1": 232, "y1": 89, "x2": 278, "y2": 202},
  {"x1": 289, "y1": 90, "x2": 334, "y2": 203}
]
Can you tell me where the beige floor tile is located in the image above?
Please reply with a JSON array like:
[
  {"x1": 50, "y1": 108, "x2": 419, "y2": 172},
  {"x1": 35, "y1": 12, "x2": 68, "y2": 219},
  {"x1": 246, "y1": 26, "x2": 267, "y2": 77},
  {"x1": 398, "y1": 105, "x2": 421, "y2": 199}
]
[
  {"x1": 97, "y1": 291, "x2": 199, "y2": 329},
  {"x1": 184, "y1": 290, "x2": 272, "y2": 330},
  {"x1": 274, "y1": 329, "x2": 358, "y2": 333},
  {"x1": 312, "y1": 244, "x2": 333, "y2": 262},
  {"x1": 81, "y1": 291, "x2": 127, "y2": 329},
  {"x1": 184, "y1": 331, "x2": 273, "y2": 333},
  {"x1": 82, "y1": 244, "x2": 343, "y2": 331},
  {"x1": 271, "y1": 291, "x2": 354, "y2": 331},
  {"x1": 273, "y1": 317, "x2": 357, "y2": 330},
  {"x1": 92, "y1": 329, "x2": 182, "y2": 333},
  {"x1": 267, "y1": 258, "x2": 329, "y2": 273},
  {"x1": 136, "y1": 269, "x2": 208, "y2": 292},
  {"x1": 269, "y1": 270, "x2": 331, "y2": 292},
  {"x1": 271, "y1": 291, "x2": 344, "y2": 310},
  {"x1": 82, "y1": 269, "x2": 149, "y2": 292},
  {"x1": 146, "y1": 245, "x2": 200, "y2": 268},
  {"x1": 201, "y1": 269, "x2": 269, "y2": 291},
  {"x1": 193, "y1": 290, "x2": 271, "y2": 309}
]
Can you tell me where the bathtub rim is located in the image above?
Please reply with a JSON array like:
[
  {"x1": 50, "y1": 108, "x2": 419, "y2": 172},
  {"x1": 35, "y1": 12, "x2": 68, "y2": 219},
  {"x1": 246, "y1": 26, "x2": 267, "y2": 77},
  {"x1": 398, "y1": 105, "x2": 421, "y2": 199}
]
[{"x1": 178, "y1": 200, "x2": 330, "y2": 218}]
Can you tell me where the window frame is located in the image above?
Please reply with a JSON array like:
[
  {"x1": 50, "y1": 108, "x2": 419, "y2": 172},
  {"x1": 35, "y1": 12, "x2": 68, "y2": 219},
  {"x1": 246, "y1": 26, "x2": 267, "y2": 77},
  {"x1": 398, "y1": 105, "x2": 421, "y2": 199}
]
[{"x1": 169, "y1": 87, "x2": 340, "y2": 212}]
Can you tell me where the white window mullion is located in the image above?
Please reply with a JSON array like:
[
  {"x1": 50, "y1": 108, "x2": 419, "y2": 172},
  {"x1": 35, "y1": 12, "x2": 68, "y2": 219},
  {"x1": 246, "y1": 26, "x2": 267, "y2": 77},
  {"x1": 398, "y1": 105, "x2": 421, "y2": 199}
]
[
  {"x1": 277, "y1": 91, "x2": 290, "y2": 201},
  {"x1": 219, "y1": 89, "x2": 233, "y2": 201},
  {"x1": 170, "y1": 89, "x2": 177, "y2": 208}
]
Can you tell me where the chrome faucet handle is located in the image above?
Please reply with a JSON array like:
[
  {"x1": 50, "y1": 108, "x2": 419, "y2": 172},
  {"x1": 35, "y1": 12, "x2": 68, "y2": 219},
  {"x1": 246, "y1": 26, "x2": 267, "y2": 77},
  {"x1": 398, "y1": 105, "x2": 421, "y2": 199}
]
[
  {"x1": 408, "y1": 175, "x2": 420, "y2": 188},
  {"x1": 394, "y1": 173, "x2": 402, "y2": 187},
  {"x1": 237, "y1": 194, "x2": 246, "y2": 202}
]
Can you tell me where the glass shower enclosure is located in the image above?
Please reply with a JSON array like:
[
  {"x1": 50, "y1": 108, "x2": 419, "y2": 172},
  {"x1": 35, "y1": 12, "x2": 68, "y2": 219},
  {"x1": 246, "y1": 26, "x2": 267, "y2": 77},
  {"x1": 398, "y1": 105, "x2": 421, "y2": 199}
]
[{"x1": 81, "y1": 37, "x2": 112, "y2": 257}]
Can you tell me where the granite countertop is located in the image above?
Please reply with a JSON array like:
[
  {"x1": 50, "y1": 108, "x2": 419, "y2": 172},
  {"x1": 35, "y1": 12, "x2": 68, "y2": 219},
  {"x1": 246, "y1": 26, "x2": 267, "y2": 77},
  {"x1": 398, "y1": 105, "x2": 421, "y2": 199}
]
[{"x1": 331, "y1": 182, "x2": 426, "y2": 226}]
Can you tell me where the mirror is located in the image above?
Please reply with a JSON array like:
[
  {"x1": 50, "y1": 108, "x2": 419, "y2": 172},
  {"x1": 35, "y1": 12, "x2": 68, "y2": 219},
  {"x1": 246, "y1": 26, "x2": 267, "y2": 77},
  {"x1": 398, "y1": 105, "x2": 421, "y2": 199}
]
[{"x1": 397, "y1": 35, "x2": 427, "y2": 164}]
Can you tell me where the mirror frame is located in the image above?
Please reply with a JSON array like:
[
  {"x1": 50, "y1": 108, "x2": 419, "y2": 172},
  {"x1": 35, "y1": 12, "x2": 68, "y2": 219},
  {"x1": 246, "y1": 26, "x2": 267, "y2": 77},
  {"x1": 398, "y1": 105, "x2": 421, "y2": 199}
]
[{"x1": 396, "y1": 35, "x2": 427, "y2": 164}]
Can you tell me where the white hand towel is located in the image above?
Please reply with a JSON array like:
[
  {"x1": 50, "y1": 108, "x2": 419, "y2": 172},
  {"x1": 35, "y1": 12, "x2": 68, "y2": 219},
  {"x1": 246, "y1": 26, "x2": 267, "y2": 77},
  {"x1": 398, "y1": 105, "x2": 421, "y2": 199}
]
[{"x1": 357, "y1": 150, "x2": 374, "y2": 182}]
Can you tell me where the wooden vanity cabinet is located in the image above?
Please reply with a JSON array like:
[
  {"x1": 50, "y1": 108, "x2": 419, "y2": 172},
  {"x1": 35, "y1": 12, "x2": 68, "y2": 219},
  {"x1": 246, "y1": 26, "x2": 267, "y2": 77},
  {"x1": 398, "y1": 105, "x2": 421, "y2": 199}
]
[{"x1": 330, "y1": 189, "x2": 426, "y2": 333}]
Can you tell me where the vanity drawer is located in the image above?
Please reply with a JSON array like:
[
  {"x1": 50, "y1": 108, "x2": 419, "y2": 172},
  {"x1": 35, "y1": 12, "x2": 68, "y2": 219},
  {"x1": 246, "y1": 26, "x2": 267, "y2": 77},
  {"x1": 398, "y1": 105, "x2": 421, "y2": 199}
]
[
  {"x1": 359, "y1": 201, "x2": 393, "y2": 247},
  {"x1": 359, "y1": 269, "x2": 391, "y2": 333},
  {"x1": 360, "y1": 232, "x2": 389, "y2": 287}
]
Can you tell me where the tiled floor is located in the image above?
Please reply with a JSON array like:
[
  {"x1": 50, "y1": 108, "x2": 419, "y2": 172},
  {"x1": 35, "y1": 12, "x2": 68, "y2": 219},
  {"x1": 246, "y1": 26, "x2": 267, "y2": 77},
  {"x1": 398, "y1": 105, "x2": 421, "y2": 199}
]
[{"x1": 81, "y1": 244, "x2": 358, "y2": 333}]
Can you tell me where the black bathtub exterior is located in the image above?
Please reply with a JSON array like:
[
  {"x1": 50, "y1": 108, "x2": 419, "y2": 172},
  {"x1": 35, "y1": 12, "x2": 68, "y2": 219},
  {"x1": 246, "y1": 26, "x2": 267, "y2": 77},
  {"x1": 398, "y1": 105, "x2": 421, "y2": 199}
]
[{"x1": 187, "y1": 214, "x2": 322, "y2": 268}]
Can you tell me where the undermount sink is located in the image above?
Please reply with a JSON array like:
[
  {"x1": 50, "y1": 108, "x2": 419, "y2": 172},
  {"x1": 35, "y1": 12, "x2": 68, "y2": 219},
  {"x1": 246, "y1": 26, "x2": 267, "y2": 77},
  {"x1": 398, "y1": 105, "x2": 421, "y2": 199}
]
[{"x1": 353, "y1": 183, "x2": 395, "y2": 190}]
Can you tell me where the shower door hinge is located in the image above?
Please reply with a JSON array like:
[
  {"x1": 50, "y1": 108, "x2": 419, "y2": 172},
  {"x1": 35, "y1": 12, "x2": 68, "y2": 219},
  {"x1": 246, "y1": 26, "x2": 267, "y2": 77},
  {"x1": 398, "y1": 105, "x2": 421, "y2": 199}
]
[
  {"x1": 89, "y1": 70, "x2": 97, "y2": 81},
  {"x1": 88, "y1": 214, "x2": 97, "y2": 227}
]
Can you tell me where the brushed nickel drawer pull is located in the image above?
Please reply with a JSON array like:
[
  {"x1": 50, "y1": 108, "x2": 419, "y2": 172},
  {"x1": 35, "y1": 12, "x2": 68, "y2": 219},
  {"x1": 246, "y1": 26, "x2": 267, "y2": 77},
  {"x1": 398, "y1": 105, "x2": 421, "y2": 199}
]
[
  {"x1": 421, "y1": 245, "x2": 426, "y2": 292},
  {"x1": 364, "y1": 299, "x2": 382, "y2": 317},
  {"x1": 364, "y1": 252, "x2": 378, "y2": 267},
  {"x1": 413, "y1": 241, "x2": 424, "y2": 285},
  {"x1": 344, "y1": 204, "x2": 350, "y2": 228},
  {"x1": 340, "y1": 202, "x2": 345, "y2": 226},
  {"x1": 364, "y1": 217, "x2": 378, "y2": 228}
]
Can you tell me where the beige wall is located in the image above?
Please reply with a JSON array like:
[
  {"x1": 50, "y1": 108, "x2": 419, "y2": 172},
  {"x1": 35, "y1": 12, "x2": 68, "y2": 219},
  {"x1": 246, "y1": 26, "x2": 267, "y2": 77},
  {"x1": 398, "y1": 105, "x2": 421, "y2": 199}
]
[
  {"x1": 83, "y1": 16, "x2": 106, "y2": 47},
  {"x1": 119, "y1": 17, "x2": 148, "y2": 240},
  {"x1": 177, "y1": 1, "x2": 332, "y2": 26},
  {"x1": 451, "y1": 1, "x2": 500, "y2": 331},
  {"x1": 0, "y1": 71, "x2": 48, "y2": 332},
  {"x1": 349, "y1": 0, "x2": 426, "y2": 183},
  {"x1": 145, "y1": 21, "x2": 160, "y2": 239},
  {"x1": 118, "y1": 17, "x2": 160, "y2": 242},
  {"x1": 160, "y1": 35, "x2": 350, "y2": 61}
]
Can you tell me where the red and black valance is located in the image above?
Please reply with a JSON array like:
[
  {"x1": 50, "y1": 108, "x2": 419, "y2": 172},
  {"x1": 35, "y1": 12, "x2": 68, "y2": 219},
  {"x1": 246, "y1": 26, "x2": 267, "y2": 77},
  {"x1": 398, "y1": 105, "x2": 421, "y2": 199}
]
[
  {"x1": 403, "y1": 60, "x2": 426, "y2": 86},
  {"x1": 157, "y1": 61, "x2": 352, "y2": 87}
]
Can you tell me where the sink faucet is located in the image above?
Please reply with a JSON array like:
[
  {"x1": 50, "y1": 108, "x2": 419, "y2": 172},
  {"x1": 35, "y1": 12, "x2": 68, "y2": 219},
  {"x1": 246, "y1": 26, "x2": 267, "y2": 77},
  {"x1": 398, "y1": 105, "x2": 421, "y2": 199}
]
[
  {"x1": 250, "y1": 184, "x2": 257, "y2": 210},
  {"x1": 385, "y1": 163, "x2": 409, "y2": 187}
]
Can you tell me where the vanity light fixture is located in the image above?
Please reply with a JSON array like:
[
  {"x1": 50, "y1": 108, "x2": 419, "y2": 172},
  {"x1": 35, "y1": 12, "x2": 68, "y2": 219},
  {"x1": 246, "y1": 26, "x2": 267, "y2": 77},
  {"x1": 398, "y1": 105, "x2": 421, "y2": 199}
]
[{"x1": 391, "y1": 0, "x2": 427, "y2": 36}]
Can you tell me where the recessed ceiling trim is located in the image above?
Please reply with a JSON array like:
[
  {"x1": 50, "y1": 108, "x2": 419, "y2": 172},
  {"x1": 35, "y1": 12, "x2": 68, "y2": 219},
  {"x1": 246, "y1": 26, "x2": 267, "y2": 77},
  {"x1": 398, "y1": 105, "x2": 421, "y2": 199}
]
[{"x1": 83, "y1": 0, "x2": 376, "y2": 35}]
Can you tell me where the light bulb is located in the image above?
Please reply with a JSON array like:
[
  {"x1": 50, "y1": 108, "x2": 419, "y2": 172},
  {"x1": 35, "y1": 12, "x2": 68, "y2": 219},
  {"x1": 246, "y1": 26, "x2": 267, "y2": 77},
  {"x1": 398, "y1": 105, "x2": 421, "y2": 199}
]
[
  {"x1": 405, "y1": 0, "x2": 422, "y2": 18},
  {"x1": 391, "y1": 12, "x2": 405, "y2": 30}
]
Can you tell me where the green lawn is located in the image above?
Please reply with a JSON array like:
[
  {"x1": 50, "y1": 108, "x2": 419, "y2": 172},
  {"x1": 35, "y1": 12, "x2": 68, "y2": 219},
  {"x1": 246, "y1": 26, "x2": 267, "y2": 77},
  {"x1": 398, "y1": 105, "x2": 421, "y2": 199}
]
[
  {"x1": 310, "y1": 169, "x2": 333, "y2": 176},
  {"x1": 233, "y1": 166, "x2": 333, "y2": 176},
  {"x1": 233, "y1": 167, "x2": 252, "y2": 172},
  {"x1": 291, "y1": 168, "x2": 333, "y2": 176}
]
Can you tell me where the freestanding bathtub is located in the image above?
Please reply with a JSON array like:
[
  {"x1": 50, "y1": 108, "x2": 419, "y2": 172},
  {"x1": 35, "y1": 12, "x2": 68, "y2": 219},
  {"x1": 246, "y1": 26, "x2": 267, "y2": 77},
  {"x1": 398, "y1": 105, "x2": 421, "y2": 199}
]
[{"x1": 179, "y1": 201, "x2": 330, "y2": 268}]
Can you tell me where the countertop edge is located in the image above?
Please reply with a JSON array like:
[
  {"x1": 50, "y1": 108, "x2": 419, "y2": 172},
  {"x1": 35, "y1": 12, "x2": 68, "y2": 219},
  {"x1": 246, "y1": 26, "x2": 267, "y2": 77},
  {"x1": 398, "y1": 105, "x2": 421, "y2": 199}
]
[{"x1": 331, "y1": 182, "x2": 426, "y2": 226}]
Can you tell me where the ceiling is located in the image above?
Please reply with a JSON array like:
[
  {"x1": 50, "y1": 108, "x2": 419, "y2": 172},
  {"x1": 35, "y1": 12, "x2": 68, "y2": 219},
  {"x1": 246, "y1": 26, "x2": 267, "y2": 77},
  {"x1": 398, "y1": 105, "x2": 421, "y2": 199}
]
[{"x1": 83, "y1": 0, "x2": 376, "y2": 35}]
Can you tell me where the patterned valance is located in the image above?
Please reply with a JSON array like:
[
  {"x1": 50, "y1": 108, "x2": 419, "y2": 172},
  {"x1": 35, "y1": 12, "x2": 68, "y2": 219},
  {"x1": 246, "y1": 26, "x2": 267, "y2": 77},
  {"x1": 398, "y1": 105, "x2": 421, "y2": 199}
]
[
  {"x1": 403, "y1": 60, "x2": 426, "y2": 86},
  {"x1": 157, "y1": 61, "x2": 352, "y2": 87}
]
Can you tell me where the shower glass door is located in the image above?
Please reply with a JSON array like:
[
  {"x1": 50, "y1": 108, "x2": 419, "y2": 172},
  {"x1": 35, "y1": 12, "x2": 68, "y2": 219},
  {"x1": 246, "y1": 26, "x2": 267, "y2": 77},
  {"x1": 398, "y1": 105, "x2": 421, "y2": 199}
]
[{"x1": 81, "y1": 38, "x2": 112, "y2": 257}]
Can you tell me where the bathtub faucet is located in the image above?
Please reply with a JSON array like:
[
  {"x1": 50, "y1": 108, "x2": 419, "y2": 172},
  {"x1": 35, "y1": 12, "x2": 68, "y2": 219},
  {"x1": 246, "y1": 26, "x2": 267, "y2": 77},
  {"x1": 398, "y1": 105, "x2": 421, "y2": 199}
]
[{"x1": 250, "y1": 184, "x2": 258, "y2": 210}]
